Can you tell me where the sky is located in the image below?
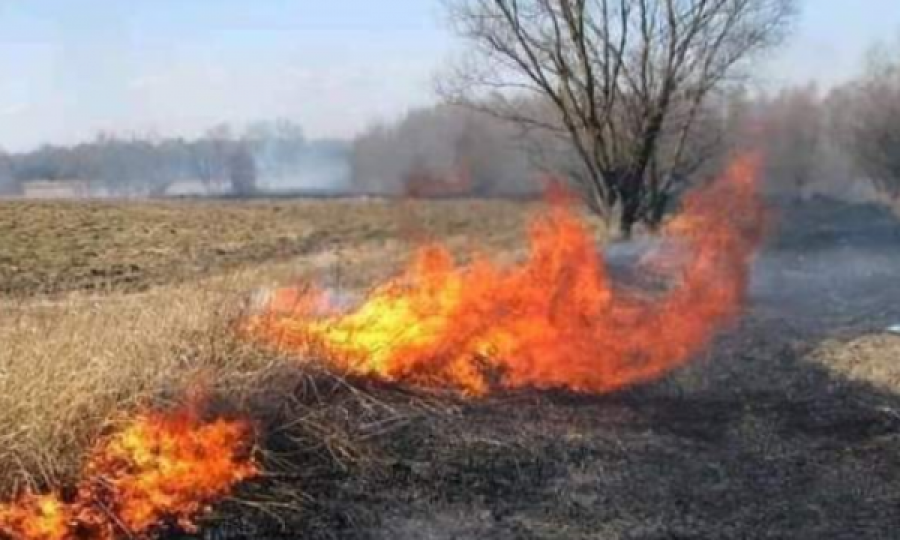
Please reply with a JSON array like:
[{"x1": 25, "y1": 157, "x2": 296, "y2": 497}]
[{"x1": 0, "y1": 0, "x2": 897, "y2": 152}]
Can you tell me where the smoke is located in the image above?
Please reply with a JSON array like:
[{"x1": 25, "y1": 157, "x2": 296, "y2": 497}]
[
  {"x1": 351, "y1": 104, "x2": 543, "y2": 196},
  {"x1": 242, "y1": 120, "x2": 352, "y2": 193},
  {"x1": 253, "y1": 139, "x2": 352, "y2": 193}
]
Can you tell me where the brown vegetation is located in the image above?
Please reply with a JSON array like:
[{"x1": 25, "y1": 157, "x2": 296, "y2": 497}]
[{"x1": 0, "y1": 198, "x2": 547, "y2": 297}]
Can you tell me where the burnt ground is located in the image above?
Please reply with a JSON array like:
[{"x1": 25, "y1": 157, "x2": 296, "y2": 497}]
[{"x1": 207, "y1": 197, "x2": 900, "y2": 540}]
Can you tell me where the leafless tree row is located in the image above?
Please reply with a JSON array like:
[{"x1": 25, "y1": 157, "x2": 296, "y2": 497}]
[
  {"x1": 0, "y1": 120, "x2": 350, "y2": 197},
  {"x1": 722, "y1": 43, "x2": 900, "y2": 205},
  {"x1": 352, "y1": 34, "x2": 900, "y2": 212},
  {"x1": 839, "y1": 48, "x2": 900, "y2": 199}
]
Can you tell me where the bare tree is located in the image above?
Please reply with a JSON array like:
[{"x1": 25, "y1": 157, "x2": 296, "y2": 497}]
[
  {"x1": 0, "y1": 151, "x2": 17, "y2": 196},
  {"x1": 228, "y1": 143, "x2": 258, "y2": 196},
  {"x1": 440, "y1": 0, "x2": 795, "y2": 235},
  {"x1": 762, "y1": 84, "x2": 822, "y2": 199},
  {"x1": 842, "y1": 45, "x2": 900, "y2": 200}
]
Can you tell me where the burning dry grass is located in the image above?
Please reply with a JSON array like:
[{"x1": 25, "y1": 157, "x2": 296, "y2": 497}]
[
  {"x1": 0, "y1": 157, "x2": 781, "y2": 538},
  {"x1": 0, "y1": 281, "x2": 249, "y2": 493},
  {"x1": 0, "y1": 192, "x2": 604, "y2": 538},
  {"x1": 0, "y1": 285, "x2": 267, "y2": 537},
  {"x1": 0, "y1": 404, "x2": 258, "y2": 540},
  {"x1": 3, "y1": 178, "x2": 900, "y2": 538},
  {"x1": 0, "y1": 203, "x2": 513, "y2": 537},
  {"x1": 248, "y1": 156, "x2": 765, "y2": 396},
  {"x1": 0, "y1": 278, "x2": 446, "y2": 538},
  {"x1": 0, "y1": 196, "x2": 553, "y2": 492}
]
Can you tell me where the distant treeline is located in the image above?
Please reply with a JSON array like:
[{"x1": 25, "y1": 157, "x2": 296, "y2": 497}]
[
  {"x1": 721, "y1": 45, "x2": 900, "y2": 204},
  {"x1": 0, "y1": 120, "x2": 350, "y2": 197},
  {"x1": 3, "y1": 44, "x2": 899, "y2": 204},
  {"x1": 348, "y1": 45, "x2": 900, "y2": 206}
]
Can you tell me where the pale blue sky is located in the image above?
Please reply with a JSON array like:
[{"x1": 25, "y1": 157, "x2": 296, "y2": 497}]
[{"x1": 0, "y1": 0, "x2": 897, "y2": 151}]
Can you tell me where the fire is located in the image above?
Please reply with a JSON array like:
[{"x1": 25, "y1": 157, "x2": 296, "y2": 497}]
[
  {"x1": 0, "y1": 494, "x2": 72, "y2": 540},
  {"x1": 248, "y1": 154, "x2": 766, "y2": 395},
  {"x1": 0, "y1": 406, "x2": 258, "y2": 540}
]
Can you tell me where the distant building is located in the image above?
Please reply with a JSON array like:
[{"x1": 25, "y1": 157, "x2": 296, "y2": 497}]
[
  {"x1": 22, "y1": 180, "x2": 91, "y2": 199},
  {"x1": 164, "y1": 179, "x2": 211, "y2": 197}
]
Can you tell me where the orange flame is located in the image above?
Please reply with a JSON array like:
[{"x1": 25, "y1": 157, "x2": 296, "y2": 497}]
[
  {"x1": 0, "y1": 494, "x2": 72, "y2": 540},
  {"x1": 248, "y1": 154, "x2": 766, "y2": 395},
  {"x1": 0, "y1": 406, "x2": 258, "y2": 540}
]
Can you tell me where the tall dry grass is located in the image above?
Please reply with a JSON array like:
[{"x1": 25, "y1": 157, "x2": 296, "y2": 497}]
[
  {"x1": 0, "y1": 249, "x2": 383, "y2": 492},
  {"x1": 0, "y1": 198, "x2": 602, "y2": 500},
  {"x1": 0, "y1": 274, "x2": 255, "y2": 494},
  {"x1": 0, "y1": 243, "x2": 451, "y2": 502}
]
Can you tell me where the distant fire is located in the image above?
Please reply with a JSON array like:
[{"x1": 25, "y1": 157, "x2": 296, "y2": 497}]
[
  {"x1": 248, "y1": 154, "x2": 765, "y2": 395},
  {"x1": 0, "y1": 405, "x2": 258, "y2": 540}
]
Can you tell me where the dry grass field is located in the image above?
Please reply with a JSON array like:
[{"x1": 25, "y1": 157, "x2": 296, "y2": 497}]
[
  {"x1": 1, "y1": 196, "x2": 899, "y2": 539},
  {"x1": 0, "y1": 198, "x2": 546, "y2": 296},
  {"x1": 0, "y1": 197, "x2": 550, "y2": 481}
]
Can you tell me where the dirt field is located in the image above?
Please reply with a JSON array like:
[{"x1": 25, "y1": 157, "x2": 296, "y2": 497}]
[
  {"x1": 0, "y1": 198, "x2": 544, "y2": 296},
  {"x1": 1, "y1": 196, "x2": 899, "y2": 539}
]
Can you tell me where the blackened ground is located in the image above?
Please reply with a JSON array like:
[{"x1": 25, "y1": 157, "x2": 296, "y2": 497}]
[{"x1": 206, "y1": 197, "x2": 900, "y2": 540}]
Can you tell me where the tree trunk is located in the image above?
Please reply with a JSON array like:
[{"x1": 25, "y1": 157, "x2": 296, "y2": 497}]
[
  {"x1": 583, "y1": 171, "x2": 617, "y2": 231},
  {"x1": 614, "y1": 170, "x2": 643, "y2": 239},
  {"x1": 619, "y1": 198, "x2": 640, "y2": 239},
  {"x1": 645, "y1": 191, "x2": 670, "y2": 232}
]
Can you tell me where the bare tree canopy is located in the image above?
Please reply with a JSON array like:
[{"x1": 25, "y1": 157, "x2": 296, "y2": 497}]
[
  {"x1": 841, "y1": 46, "x2": 900, "y2": 200},
  {"x1": 441, "y1": 0, "x2": 796, "y2": 235}
]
